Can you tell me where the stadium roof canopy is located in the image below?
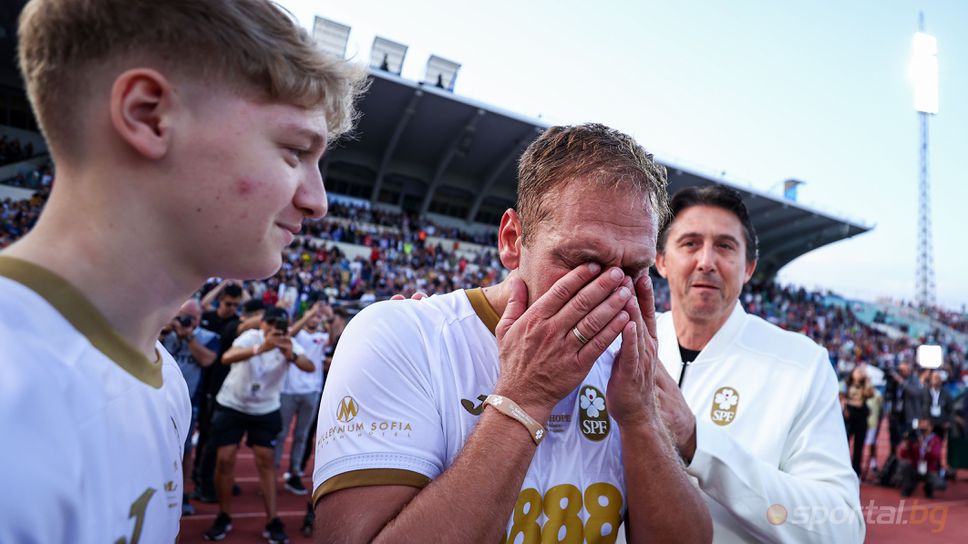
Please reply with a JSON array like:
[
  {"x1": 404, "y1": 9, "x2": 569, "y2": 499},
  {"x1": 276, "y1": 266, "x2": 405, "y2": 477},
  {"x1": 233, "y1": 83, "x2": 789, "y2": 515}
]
[{"x1": 325, "y1": 69, "x2": 871, "y2": 278}]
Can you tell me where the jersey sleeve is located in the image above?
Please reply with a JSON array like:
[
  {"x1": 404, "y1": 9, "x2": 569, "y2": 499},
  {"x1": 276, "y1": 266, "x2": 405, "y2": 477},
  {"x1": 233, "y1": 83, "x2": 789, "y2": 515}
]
[
  {"x1": 292, "y1": 338, "x2": 306, "y2": 357},
  {"x1": 232, "y1": 329, "x2": 261, "y2": 350},
  {"x1": 686, "y1": 347, "x2": 865, "y2": 543},
  {"x1": 0, "y1": 335, "x2": 88, "y2": 543},
  {"x1": 312, "y1": 302, "x2": 444, "y2": 505}
]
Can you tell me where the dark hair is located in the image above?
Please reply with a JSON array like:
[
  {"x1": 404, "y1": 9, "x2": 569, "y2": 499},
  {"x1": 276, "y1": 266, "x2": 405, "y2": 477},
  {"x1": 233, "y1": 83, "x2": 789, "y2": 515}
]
[
  {"x1": 845, "y1": 367, "x2": 869, "y2": 390},
  {"x1": 657, "y1": 185, "x2": 758, "y2": 263},
  {"x1": 241, "y1": 299, "x2": 265, "y2": 314},
  {"x1": 221, "y1": 284, "x2": 244, "y2": 299},
  {"x1": 262, "y1": 307, "x2": 288, "y2": 323}
]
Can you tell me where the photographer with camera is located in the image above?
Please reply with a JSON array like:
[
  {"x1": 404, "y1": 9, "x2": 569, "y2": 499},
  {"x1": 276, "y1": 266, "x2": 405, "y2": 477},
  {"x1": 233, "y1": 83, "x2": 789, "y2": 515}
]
[
  {"x1": 275, "y1": 300, "x2": 332, "y2": 496},
  {"x1": 898, "y1": 421, "x2": 944, "y2": 499},
  {"x1": 205, "y1": 307, "x2": 315, "y2": 542},
  {"x1": 160, "y1": 299, "x2": 219, "y2": 516}
]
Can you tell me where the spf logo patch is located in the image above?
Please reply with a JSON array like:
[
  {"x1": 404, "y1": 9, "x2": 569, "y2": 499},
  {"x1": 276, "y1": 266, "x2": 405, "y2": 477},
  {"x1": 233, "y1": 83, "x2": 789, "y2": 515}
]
[
  {"x1": 710, "y1": 387, "x2": 740, "y2": 426},
  {"x1": 579, "y1": 385, "x2": 610, "y2": 441}
]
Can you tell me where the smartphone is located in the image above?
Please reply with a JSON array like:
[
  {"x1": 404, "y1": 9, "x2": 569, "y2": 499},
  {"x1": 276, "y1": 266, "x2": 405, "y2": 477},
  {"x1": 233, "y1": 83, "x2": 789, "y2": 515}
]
[
  {"x1": 916, "y1": 344, "x2": 943, "y2": 369},
  {"x1": 274, "y1": 318, "x2": 290, "y2": 334}
]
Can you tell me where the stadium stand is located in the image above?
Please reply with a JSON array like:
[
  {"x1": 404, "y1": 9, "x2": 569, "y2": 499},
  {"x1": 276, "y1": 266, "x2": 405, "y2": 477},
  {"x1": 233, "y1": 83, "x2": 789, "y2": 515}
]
[{"x1": 5, "y1": 186, "x2": 964, "y2": 397}]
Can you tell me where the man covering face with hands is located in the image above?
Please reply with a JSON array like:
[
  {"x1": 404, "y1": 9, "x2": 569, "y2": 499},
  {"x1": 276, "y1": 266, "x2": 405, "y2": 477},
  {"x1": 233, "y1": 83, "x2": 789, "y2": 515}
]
[{"x1": 312, "y1": 123, "x2": 712, "y2": 544}]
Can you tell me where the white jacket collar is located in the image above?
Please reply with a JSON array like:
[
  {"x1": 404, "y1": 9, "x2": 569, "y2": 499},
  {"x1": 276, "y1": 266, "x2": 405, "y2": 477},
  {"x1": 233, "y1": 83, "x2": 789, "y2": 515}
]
[{"x1": 658, "y1": 301, "x2": 747, "y2": 374}]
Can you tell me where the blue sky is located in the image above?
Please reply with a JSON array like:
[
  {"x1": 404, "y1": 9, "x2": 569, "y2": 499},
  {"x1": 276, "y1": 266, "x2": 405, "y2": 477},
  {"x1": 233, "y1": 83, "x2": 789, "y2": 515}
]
[{"x1": 284, "y1": 0, "x2": 967, "y2": 309}]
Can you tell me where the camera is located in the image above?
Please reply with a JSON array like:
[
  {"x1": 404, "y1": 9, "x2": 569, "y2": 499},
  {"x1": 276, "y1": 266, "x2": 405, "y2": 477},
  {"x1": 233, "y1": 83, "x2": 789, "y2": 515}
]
[{"x1": 176, "y1": 315, "x2": 194, "y2": 327}]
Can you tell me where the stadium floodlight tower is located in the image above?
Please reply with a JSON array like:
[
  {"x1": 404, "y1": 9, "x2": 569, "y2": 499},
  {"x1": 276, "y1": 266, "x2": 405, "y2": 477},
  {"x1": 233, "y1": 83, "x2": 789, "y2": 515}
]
[{"x1": 910, "y1": 12, "x2": 939, "y2": 309}]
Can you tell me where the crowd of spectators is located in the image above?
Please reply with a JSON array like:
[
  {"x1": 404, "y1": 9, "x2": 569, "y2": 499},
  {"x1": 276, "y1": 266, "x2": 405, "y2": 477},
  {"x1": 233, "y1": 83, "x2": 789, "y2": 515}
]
[
  {"x1": 0, "y1": 188, "x2": 48, "y2": 249},
  {"x1": 323, "y1": 200, "x2": 499, "y2": 246},
  {"x1": 1, "y1": 162, "x2": 54, "y2": 190},
  {"x1": 0, "y1": 134, "x2": 37, "y2": 166},
  {"x1": 927, "y1": 306, "x2": 968, "y2": 335},
  {"x1": 4, "y1": 189, "x2": 968, "y2": 497},
  {"x1": 5, "y1": 189, "x2": 966, "y2": 380}
]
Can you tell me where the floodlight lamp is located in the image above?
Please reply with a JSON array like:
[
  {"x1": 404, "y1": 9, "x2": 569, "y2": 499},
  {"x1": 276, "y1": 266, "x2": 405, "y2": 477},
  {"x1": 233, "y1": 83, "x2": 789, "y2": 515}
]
[
  {"x1": 424, "y1": 55, "x2": 461, "y2": 92},
  {"x1": 916, "y1": 344, "x2": 943, "y2": 369},
  {"x1": 910, "y1": 32, "x2": 939, "y2": 114},
  {"x1": 313, "y1": 16, "x2": 351, "y2": 59},
  {"x1": 371, "y1": 37, "x2": 408, "y2": 75}
]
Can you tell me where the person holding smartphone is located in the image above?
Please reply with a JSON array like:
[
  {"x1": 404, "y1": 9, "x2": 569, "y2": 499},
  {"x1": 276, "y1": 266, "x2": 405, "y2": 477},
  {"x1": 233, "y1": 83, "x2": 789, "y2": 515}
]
[{"x1": 207, "y1": 307, "x2": 315, "y2": 542}]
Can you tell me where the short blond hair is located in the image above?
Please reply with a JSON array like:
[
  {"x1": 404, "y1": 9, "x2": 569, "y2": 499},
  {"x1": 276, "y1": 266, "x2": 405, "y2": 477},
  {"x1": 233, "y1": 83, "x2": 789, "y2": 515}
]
[
  {"x1": 516, "y1": 123, "x2": 669, "y2": 243},
  {"x1": 18, "y1": 0, "x2": 367, "y2": 157}
]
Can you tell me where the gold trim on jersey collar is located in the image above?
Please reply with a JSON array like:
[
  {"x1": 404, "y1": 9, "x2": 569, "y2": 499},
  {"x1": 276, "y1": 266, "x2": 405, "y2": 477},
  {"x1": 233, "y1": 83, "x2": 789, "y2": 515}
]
[
  {"x1": 0, "y1": 256, "x2": 163, "y2": 388},
  {"x1": 464, "y1": 288, "x2": 499, "y2": 336}
]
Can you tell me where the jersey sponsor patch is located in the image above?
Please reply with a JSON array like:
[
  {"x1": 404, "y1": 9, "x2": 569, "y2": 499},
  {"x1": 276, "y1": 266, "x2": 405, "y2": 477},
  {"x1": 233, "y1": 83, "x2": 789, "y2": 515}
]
[
  {"x1": 337, "y1": 396, "x2": 359, "y2": 422},
  {"x1": 578, "y1": 385, "x2": 610, "y2": 441},
  {"x1": 320, "y1": 394, "x2": 414, "y2": 447},
  {"x1": 460, "y1": 394, "x2": 488, "y2": 416},
  {"x1": 711, "y1": 386, "x2": 740, "y2": 426}
]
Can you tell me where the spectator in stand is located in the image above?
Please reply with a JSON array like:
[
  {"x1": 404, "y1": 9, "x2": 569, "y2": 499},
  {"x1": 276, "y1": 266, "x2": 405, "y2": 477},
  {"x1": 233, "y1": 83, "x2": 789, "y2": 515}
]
[
  {"x1": 864, "y1": 381, "x2": 884, "y2": 479},
  {"x1": 160, "y1": 299, "x2": 220, "y2": 515},
  {"x1": 887, "y1": 362, "x2": 924, "y2": 453},
  {"x1": 0, "y1": 134, "x2": 37, "y2": 166},
  {"x1": 898, "y1": 423, "x2": 944, "y2": 498},
  {"x1": 291, "y1": 305, "x2": 351, "y2": 538},
  {"x1": 922, "y1": 370, "x2": 953, "y2": 480},
  {"x1": 922, "y1": 370, "x2": 954, "y2": 434},
  {"x1": 275, "y1": 301, "x2": 332, "y2": 496},
  {"x1": 206, "y1": 307, "x2": 315, "y2": 541},
  {"x1": 193, "y1": 298, "x2": 266, "y2": 504},
  {"x1": 842, "y1": 365, "x2": 875, "y2": 476},
  {"x1": 192, "y1": 282, "x2": 244, "y2": 496}
]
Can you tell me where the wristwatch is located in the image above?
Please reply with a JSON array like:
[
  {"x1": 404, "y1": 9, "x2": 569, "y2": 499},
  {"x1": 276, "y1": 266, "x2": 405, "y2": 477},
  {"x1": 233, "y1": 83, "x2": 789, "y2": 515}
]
[{"x1": 185, "y1": 333, "x2": 195, "y2": 344}]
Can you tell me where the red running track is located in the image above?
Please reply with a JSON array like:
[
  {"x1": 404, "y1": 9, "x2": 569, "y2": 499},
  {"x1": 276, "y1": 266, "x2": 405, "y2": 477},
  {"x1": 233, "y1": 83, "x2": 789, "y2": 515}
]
[{"x1": 179, "y1": 419, "x2": 968, "y2": 543}]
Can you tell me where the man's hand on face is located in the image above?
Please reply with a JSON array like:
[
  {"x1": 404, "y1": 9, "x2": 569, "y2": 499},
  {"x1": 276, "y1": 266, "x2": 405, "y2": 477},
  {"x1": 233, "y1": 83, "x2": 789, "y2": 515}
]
[
  {"x1": 173, "y1": 317, "x2": 194, "y2": 339},
  {"x1": 606, "y1": 275, "x2": 662, "y2": 430},
  {"x1": 493, "y1": 264, "x2": 632, "y2": 420}
]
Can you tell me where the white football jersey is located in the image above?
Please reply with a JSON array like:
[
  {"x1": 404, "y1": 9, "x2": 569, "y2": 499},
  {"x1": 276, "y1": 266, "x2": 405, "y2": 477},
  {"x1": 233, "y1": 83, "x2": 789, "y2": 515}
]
[
  {"x1": 283, "y1": 329, "x2": 328, "y2": 394},
  {"x1": 313, "y1": 289, "x2": 628, "y2": 544},
  {"x1": 0, "y1": 256, "x2": 190, "y2": 544}
]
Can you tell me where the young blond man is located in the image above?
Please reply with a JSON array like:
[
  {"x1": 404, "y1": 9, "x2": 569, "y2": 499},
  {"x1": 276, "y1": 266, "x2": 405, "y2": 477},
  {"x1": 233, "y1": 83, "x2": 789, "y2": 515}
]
[{"x1": 0, "y1": 1, "x2": 364, "y2": 542}]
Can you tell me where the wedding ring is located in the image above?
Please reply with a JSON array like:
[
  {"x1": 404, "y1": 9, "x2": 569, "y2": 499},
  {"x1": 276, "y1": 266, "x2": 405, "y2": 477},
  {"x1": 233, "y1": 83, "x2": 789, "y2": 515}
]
[{"x1": 572, "y1": 326, "x2": 590, "y2": 345}]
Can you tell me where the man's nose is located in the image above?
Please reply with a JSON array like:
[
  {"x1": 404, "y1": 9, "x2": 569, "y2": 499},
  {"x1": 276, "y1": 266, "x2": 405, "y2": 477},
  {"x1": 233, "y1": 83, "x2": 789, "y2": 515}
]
[
  {"x1": 696, "y1": 244, "x2": 716, "y2": 271},
  {"x1": 295, "y1": 166, "x2": 327, "y2": 220}
]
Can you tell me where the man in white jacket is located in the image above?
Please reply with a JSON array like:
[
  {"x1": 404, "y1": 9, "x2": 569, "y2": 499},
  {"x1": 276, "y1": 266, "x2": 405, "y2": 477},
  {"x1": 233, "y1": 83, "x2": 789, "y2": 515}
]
[{"x1": 653, "y1": 185, "x2": 864, "y2": 543}]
